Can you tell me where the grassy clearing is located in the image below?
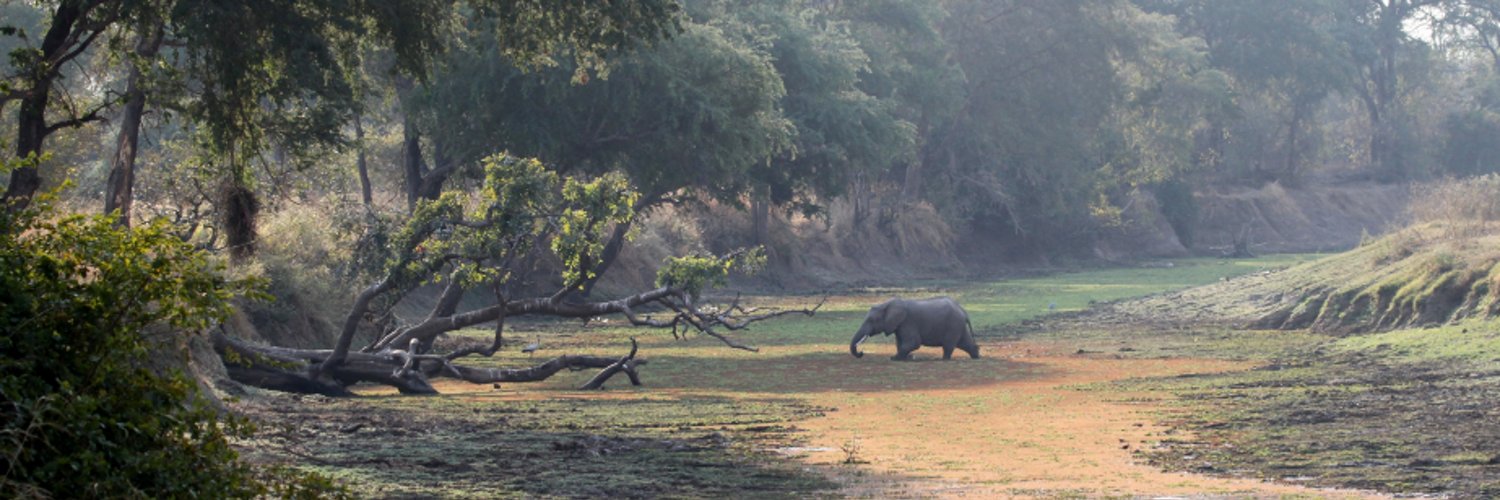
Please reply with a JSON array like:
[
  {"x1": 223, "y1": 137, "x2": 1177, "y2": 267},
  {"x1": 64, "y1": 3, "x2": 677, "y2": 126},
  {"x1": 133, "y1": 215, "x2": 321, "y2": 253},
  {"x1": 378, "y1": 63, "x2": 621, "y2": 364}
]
[
  {"x1": 232, "y1": 254, "x2": 1321, "y2": 498},
  {"x1": 1097, "y1": 302, "x2": 1500, "y2": 497}
]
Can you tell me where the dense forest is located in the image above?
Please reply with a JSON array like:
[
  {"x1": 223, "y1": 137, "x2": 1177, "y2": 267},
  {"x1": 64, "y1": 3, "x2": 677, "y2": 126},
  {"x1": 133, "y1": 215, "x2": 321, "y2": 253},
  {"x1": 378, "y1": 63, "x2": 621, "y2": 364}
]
[
  {"x1": 7, "y1": 0, "x2": 1500, "y2": 259},
  {"x1": 5, "y1": 0, "x2": 1500, "y2": 497}
]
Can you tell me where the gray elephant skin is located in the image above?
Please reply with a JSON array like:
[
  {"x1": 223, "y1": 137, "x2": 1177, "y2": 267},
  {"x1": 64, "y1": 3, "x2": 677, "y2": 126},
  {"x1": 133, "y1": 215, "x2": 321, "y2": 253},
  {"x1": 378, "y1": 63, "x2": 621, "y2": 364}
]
[{"x1": 849, "y1": 297, "x2": 980, "y2": 360}]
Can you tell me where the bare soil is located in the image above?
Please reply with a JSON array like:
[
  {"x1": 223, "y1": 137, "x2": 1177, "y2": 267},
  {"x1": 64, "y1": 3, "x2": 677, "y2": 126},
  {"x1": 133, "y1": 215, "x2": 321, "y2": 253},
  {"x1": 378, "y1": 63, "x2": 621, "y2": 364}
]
[
  {"x1": 235, "y1": 336, "x2": 1392, "y2": 498},
  {"x1": 792, "y1": 341, "x2": 1385, "y2": 499}
]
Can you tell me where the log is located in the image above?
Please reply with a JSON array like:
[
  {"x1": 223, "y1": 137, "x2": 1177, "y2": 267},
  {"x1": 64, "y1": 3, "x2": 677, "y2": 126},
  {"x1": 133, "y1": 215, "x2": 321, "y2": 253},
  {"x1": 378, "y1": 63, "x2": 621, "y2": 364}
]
[{"x1": 214, "y1": 329, "x2": 645, "y2": 396}]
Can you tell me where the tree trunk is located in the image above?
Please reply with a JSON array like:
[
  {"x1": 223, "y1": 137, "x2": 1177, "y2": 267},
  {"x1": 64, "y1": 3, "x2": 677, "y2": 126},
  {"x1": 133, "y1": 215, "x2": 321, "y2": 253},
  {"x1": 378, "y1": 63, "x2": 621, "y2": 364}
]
[
  {"x1": 1364, "y1": 0, "x2": 1417, "y2": 179},
  {"x1": 579, "y1": 193, "x2": 663, "y2": 299},
  {"x1": 751, "y1": 188, "x2": 770, "y2": 247},
  {"x1": 901, "y1": 118, "x2": 931, "y2": 203},
  {"x1": 1282, "y1": 99, "x2": 1306, "y2": 185},
  {"x1": 355, "y1": 117, "x2": 373, "y2": 207},
  {"x1": 319, "y1": 277, "x2": 396, "y2": 376},
  {"x1": 410, "y1": 138, "x2": 457, "y2": 204},
  {"x1": 5, "y1": 92, "x2": 49, "y2": 213},
  {"x1": 105, "y1": 24, "x2": 166, "y2": 227},
  {"x1": 3, "y1": 2, "x2": 84, "y2": 213},
  {"x1": 401, "y1": 112, "x2": 427, "y2": 212}
]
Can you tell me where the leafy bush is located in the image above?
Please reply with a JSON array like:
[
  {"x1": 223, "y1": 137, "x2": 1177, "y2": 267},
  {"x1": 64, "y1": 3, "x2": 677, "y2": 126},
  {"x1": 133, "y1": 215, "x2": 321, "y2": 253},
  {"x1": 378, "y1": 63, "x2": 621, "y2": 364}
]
[
  {"x1": 656, "y1": 247, "x2": 766, "y2": 299},
  {"x1": 0, "y1": 196, "x2": 345, "y2": 498}
]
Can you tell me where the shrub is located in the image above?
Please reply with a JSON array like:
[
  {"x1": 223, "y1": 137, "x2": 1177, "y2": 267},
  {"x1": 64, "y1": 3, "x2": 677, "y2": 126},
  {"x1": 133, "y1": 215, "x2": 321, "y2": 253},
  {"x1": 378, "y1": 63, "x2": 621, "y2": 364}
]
[
  {"x1": 0, "y1": 195, "x2": 345, "y2": 498},
  {"x1": 1408, "y1": 174, "x2": 1500, "y2": 238}
]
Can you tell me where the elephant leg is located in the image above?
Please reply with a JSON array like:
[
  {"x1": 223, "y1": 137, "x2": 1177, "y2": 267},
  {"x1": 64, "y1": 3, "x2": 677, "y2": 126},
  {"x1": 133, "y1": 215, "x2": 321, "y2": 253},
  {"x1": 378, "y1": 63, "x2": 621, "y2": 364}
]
[
  {"x1": 892, "y1": 344, "x2": 917, "y2": 360},
  {"x1": 942, "y1": 345, "x2": 955, "y2": 360},
  {"x1": 892, "y1": 332, "x2": 920, "y2": 361}
]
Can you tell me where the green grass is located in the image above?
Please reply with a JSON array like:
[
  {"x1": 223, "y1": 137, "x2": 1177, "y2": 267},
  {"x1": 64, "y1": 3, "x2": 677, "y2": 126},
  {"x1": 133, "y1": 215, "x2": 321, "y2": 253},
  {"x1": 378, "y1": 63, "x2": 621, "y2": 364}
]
[
  {"x1": 1332, "y1": 318, "x2": 1500, "y2": 364},
  {"x1": 961, "y1": 254, "x2": 1315, "y2": 322},
  {"x1": 237, "y1": 254, "x2": 1332, "y2": 498}
]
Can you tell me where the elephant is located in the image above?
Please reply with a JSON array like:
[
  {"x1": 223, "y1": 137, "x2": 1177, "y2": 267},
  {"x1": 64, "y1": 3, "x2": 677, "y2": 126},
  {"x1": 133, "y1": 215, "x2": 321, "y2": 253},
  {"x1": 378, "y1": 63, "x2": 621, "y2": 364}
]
[{"x1": 849, "y1": 297, "x2": 980, "y2": 360}]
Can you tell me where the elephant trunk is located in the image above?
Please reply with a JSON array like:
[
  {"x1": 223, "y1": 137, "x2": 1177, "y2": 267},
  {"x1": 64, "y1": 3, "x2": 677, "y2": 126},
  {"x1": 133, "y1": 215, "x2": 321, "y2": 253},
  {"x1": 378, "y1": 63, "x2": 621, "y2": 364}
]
[{"x1": 850, "y1": 324, "x2": 871, "y2": 358}]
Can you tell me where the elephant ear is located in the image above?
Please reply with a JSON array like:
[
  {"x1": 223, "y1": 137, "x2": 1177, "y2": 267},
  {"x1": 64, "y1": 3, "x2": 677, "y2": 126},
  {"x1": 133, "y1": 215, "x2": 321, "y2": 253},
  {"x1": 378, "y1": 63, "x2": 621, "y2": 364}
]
[{"x1": 883, "y1": 299, "x2": 908, "y2": 329}]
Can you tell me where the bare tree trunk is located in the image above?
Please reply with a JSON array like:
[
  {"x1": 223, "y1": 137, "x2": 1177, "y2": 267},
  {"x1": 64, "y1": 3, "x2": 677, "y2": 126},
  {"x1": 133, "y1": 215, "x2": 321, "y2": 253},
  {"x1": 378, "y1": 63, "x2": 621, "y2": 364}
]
[
  {"x1": 414, "y1": 139, "x2": 455, "y2": 202},
  {"x1": 104, "y1": 24, "x2": 166, "y2": 227},
  {"x1": 851, "y1": 173, "x2": 870, "y2": 225},
  {"x1": 318, "y1": 277, "x2": 396, "y2": 377},
  {"x1": 901, "y1": 119, "x2": 931, "y2": 203},
  {"x1": 412, "y1": 278, "x2": 467, "y2": 354},
  {"x1": 751, "y1": 188, "x2": 770, "y2": 247},
  {"x1": 1283, "y1": 99, "x2": 1306, "y2": 185},
  {"x1": 401, "y1": 112, "x2": 427, "y2": 212},
  {"x1": 399, "y1": 111, "x2": 457, "y2": 211},
  {"x1": 355, "y1": 117, "x2": 373, "y2": 207}
]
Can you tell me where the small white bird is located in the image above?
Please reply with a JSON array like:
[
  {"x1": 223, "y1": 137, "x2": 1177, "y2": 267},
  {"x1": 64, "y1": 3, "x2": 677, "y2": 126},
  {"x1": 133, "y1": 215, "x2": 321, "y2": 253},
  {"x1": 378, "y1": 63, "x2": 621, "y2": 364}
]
[{"x1": 521, "y1": 336, "x2": 541, "y2": 357}]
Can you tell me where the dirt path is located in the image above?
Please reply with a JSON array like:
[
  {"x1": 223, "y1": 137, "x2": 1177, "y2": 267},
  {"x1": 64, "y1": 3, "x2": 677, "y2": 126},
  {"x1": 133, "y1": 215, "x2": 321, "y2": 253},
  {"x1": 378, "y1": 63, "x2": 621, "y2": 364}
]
[{"x1": 790, "y1": 341, "x2": 1387, "y2": 499}]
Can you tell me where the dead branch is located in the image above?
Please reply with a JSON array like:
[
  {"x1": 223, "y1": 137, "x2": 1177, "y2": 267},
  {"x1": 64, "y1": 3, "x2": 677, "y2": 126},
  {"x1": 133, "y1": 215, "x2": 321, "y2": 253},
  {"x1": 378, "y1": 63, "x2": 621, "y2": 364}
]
[
  {"x1": 579, "y1": 338, "x2": 642, "y2": 390},
  {"x1": 216, "y1": 327, "x2": 646, "y2": 396},
  {"x1": 710, "y1": 295, "x2": 827, "y2": 331}
]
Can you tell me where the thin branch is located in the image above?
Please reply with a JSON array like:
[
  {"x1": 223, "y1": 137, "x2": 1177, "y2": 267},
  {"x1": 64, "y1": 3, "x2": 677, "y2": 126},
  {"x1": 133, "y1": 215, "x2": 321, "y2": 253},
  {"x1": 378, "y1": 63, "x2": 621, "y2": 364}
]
[
  {"x1": 43, "y1": 101, "x2": 110, "y2": 134},
  {"x1": 712, "y1": 295, "x2": 827, "y2": 331}
]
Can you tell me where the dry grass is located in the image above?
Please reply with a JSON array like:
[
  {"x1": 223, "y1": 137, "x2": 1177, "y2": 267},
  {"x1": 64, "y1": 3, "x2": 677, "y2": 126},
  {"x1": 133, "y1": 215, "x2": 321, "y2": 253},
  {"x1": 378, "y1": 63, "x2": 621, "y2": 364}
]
[{"x1": 1407, "y1": 174, "x2": 1500, "y2": 239}]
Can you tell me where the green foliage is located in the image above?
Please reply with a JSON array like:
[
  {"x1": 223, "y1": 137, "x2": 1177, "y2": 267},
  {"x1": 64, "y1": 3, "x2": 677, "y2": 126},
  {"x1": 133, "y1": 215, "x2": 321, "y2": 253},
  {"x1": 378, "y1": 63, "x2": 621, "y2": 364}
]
[
  {"x1": 929, "y1": 0, "x2": 1148, "y2": 247},
  {"x1": 1440, "y1": 76, "x2": 1500, "y2": 176},
  {"x1": 734, "y1": 1, "x2": 917, "y2": 204},
  {"x1": 371, "y1": 153, "x2": 642, "y2": 290},
  {"x1": 553, "y1": 172, "x2": 638, "y2": 287},
  {"x1": 468, "y1": 0, "x2": 683, "y2": 79},
  {"x1": 1156, "y1": 0, "x2": 1355, "y2": 184},
  {"x1": 0, "y1": 195, "x2": 341, "y2": 498},
  {"x1": 1100, "y1": 6, "x2": 1235, "y2": 186},
  {"x1": 418, "y1": 16, "x2": 792, "y2": 202},
  {"x1": 655, "y1": 247, "x2": 766, "y2": 298}
]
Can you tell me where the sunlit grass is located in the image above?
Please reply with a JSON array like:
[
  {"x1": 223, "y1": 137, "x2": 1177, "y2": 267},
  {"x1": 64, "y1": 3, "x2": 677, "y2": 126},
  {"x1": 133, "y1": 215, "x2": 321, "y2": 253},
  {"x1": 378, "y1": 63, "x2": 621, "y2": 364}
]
[
  {"x1": 1332, "y1": 317, "x2": 1500, "y2": 364},
  {"x1": 299, "y1": 254, "x2": 1328, "y2": 497},
  {"x1": 438, "y1": 254, "x2": 1316, "y2": 395}
]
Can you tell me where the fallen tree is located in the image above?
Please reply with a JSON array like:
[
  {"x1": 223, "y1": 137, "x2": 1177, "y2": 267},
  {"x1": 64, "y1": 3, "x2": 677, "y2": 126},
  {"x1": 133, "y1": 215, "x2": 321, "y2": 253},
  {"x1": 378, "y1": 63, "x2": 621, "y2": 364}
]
[{"x1": 217, "y1": 154, "x2": 820, "y2": 395}]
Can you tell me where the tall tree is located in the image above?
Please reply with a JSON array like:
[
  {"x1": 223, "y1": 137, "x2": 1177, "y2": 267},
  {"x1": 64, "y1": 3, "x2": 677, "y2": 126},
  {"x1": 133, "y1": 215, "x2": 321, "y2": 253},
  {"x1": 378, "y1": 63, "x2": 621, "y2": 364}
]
[
  {"x1": 392, "y1": 0, "x2": 684, "y2": 211},
  {"x1": 1337, "y1": 0, "x2": 1449, "y2": 178},
  {"x1": 735, "y1": 1, "x2": 917, "y2": 245},
  {"x1": 103, "y1": 20, "x2": 165, "y2": 227},
  {"x1": 1149, "y1": 0, "x2": 1354, "y2": 184},
  {"x1": 839, "y1": 0, "x2": 964, "y2": 204},
  {"x1": 2, "y1": 1, "x2": 136, "y2": 211},
  {"x1": 931, "y1": 0, "x2": 1143, "y2": 252},
  {"x1": 414, "y1": 13, "x2": 792, "y2": 294}
]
